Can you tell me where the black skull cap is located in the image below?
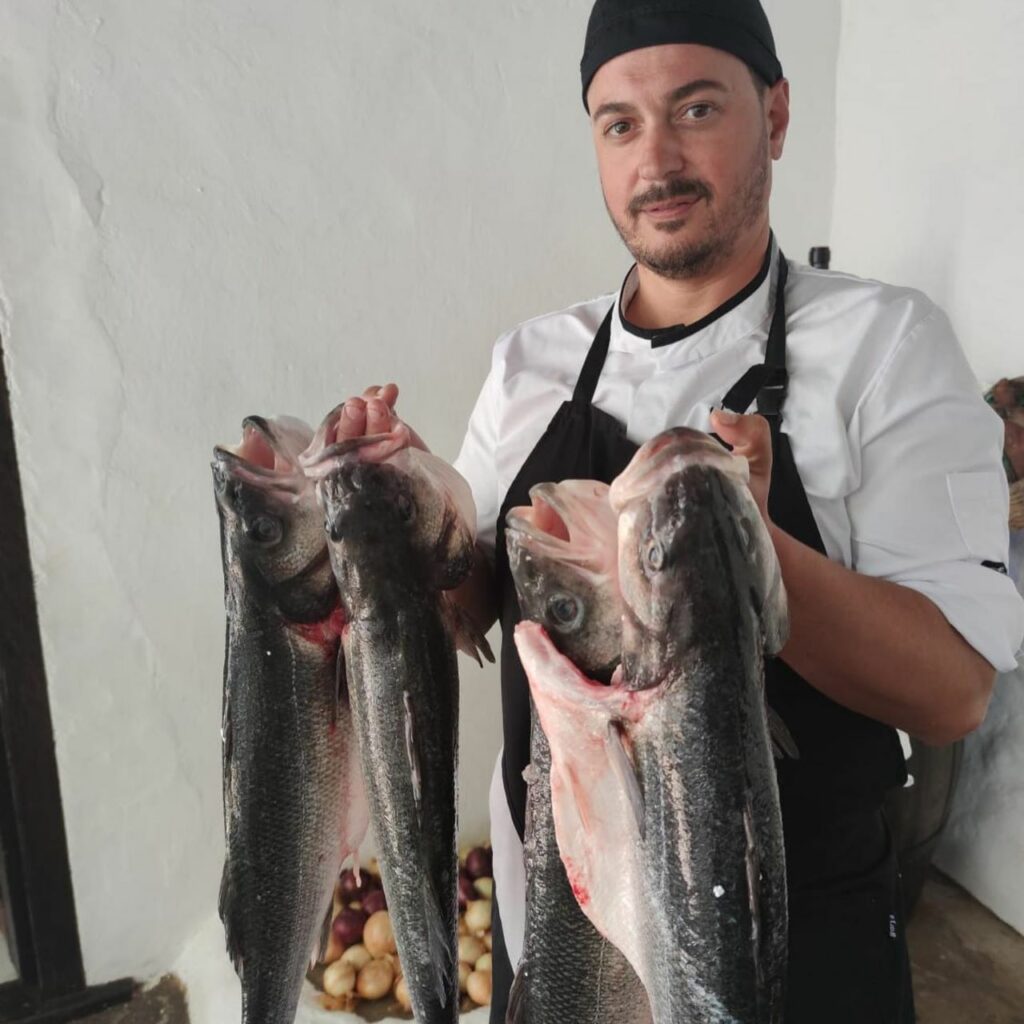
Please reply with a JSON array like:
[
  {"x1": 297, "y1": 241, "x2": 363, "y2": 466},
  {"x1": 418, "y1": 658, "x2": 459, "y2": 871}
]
[{"x1": 581, "y1": 0, "x2": 784, "y2": 111}]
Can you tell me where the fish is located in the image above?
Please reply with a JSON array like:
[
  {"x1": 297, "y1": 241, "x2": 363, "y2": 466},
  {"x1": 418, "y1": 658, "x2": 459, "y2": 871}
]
[
  {"x1": 213, "y1": 415, "x2": 368, "y2": 1024},
  {"x1": 516, "y1": 428, "x2": 789, "y2": 1024},
  {"x1": 504, "y1": 481, "x2": 652, "y2": 1024},
  {"x1": 301, "y1": 410, "x2": 491, "y2": 1024}
]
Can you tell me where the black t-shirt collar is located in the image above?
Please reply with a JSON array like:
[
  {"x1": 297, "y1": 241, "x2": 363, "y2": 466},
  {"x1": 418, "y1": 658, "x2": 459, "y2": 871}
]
[{"x1": 618, "y1": 237, "x2": 774, "y2": 349}]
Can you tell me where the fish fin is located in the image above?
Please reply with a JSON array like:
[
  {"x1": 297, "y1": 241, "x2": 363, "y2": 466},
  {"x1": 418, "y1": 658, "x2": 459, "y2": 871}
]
[
  {"x1": 423, "y1": 877, "x2": 457, "y2": 1008},
  {"x1": 218, "y1": 862, "x2": 243, "y2": 976},
  {"x1": 403, "y1": 691, "x2": 423, "y2": 825},
  {"x1": 607, "y1": 721, "x2": 645, "y2": 841},
  {"x1": 761, "y1": 565, "x2": 789, "y2": 657},
  {"x1": 440, "y1": 593, "x2": 495, "y2": 666},
  {"x1": 311, "y1": 896, "x2": 334, "y2": 969},
  {"x1": 505, "y1": 964, "x2": 528, "y2": 1024},
  {"x1": 767, "y1": 703, "x2": 799, "y2": 761}
]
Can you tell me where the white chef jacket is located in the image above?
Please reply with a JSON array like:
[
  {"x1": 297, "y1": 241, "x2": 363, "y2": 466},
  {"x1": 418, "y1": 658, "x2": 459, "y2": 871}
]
[{"x1": 453, "y1": 242, "x2": 1024, "y2": 966}]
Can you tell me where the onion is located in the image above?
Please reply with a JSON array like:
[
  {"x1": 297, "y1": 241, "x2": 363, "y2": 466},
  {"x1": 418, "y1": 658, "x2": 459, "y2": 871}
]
[
  {"x1": 473, "y1": 877, "x2": 493, "y2": 899},
  {"x1": 332, "y1": 907, "x2": 368, "y2": 947},
  {"x1": 323, "y1": 959, "x2": 356, "y2": 997},
  {"x1": 322, "y1": 931, "x2": 344, "y2": 965},
  {"x1": 339, "y1": 944, "x2": 372, "y2": 971},
  {"x1": 467, "y1": 969, "x2": 492, "y2": 1005},
  {"x1": 338, "y1": 868, "x2": 367, "y2": 901},
  {"x1": 458, "y1": 961, "x2": 472, "y2": 993},
  {"x1": 363, "y1": 910, "x2": 397, "y2": 958},
  {"x1": 394, "y1": 975, "x2": 412, "y2": 1012},
  {"x1": 475, "y1": 952, "x2": 492, "y2": 973},
  {"x1": 458, "y1": 935, "x2": 486, "y2": 964},
  {"x1": 465, "y1": 846, "x2": 493, "y2": 880},
  {"x1": 464, "y1": 899, "x2": 492, "y2": 935},
  {"x1": 361, "y1": 888, "x2": 387, "y2": 916},
  {"x1": 357, "y1": 958, "x2": 395, "y2": 1001},
  {"x1": 458, "y1": 871, "x2": 477, "y2": 909}
]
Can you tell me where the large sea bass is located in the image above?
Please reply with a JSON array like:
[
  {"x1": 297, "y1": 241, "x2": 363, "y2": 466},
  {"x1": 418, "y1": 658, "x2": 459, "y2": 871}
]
[
  {"x1": 505, "y1": 480, "x2": 652, "y2": 1024},
  {"x1": 302, "y1": 412, "x2": 490, "y2": 1024},
  {"x1": 516, "y1": 428, "x2": 789, "y2": 1024},
  {"x1": 213, "y1": 415, "x2": 368, "y2": 1024}
]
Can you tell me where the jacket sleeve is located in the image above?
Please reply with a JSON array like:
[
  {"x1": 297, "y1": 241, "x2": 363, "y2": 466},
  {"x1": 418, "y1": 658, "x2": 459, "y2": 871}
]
[{"x1": 845, "y1": 305, "x2": 1024, "y2": 672}]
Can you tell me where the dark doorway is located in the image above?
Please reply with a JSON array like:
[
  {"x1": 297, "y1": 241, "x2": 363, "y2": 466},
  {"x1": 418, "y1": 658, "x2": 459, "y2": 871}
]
[{"x1": 0, "y1": 334, "x2": 132, "y2": 1022}]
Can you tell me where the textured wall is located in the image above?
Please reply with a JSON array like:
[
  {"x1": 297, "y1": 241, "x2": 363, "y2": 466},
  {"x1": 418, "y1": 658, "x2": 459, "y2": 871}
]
[
  {"x1": 0, "y1": 0, "x2": 839, "y2": 988},
  {"x1": 831, "y1": 0, "x2": 1024, "y2": 932}
]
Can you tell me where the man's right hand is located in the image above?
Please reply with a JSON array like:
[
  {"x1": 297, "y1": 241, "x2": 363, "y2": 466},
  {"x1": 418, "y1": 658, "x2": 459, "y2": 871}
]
[{"x1": 335, "y1": 383, "x2": 429, "y2": 451}]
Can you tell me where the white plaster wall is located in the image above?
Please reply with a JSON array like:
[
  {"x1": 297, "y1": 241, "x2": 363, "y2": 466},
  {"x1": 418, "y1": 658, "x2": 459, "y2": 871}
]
[
  {"x1": 830, "y1": 0, "x2": 1024, "y2": 384},
  {"x1": 763, "y1": 0, "x2": 840, "y2": 262},
  {"x1": 830, "y1": 0, "x2": 1024, "y2": 932},
  {"x1": 0, "y1": 0, "x2": 838, "y2": 989}
]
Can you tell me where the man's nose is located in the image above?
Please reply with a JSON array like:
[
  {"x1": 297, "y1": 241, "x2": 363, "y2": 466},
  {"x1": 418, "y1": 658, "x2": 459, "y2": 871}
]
[{"x1": 637, "y1": 123, "x2": 685, "y2": 182}]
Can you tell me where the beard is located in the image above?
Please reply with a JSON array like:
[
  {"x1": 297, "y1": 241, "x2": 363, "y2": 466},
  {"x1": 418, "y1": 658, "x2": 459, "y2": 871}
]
[{"x1": 607, "y1": 131, "x2": 770, "y2": 280}]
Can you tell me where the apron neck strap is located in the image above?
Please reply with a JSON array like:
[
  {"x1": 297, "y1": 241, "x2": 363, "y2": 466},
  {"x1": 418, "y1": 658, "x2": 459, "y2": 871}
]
[
  {"x1": 577, "y1": 249, "x2": 790, "y2": 415},
  {"x1": 721, "y1": 250, "x2": 790, "y2": 419},
  {"x1": 572, "y1": 304, "x2": 615, "y2": 406}
]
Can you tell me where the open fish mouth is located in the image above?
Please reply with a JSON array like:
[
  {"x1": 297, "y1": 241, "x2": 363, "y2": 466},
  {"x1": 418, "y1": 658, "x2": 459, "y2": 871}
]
[
  {"x1": 506, "y1": 480, "x2": 617, "y2": 575},
  {"x1": 212, "y1": 415, "x2": 312, "y2": 495}
]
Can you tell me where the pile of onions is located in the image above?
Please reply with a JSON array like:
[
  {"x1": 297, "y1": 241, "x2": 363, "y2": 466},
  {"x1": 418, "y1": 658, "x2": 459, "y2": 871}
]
[{"x1": 315, "y1": 845, "x2": 494, "y2": 1016}]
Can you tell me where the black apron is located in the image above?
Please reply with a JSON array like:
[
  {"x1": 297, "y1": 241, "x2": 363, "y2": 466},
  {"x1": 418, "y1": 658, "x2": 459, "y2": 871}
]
[{"x1": 488, "y1": 251, "x2": 916, "y2": 1024}]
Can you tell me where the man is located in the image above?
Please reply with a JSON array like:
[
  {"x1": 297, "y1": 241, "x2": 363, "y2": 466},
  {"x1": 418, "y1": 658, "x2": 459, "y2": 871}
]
[{"x1": 337, "y1": 1, "x2": 1024, "y2": 1020}]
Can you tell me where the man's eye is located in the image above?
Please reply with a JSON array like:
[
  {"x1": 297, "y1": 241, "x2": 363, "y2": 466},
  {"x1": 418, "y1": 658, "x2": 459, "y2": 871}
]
[
  {"x1": 683, "y1": 103, "x2": 715, "y2": 121},
  {"x1": 605, "y1": 120, "x2": 631, "y2": 137}
]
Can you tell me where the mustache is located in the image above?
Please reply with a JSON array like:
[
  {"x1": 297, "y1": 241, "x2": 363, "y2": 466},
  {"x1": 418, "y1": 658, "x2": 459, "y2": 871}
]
[{"x1": 628, "y1": 179, "x2": 712, "y2": 217}]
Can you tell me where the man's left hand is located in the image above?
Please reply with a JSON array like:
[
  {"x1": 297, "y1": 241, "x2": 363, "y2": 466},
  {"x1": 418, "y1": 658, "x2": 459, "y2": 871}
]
[{"x1": 710, "y1": 409, "x2": 773, "y2": 526}]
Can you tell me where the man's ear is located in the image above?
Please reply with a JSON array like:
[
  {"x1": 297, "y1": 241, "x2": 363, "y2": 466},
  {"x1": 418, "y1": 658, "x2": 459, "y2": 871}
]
[{"x1": 767, "y1": 78, "x2": 790, "y2": 161}]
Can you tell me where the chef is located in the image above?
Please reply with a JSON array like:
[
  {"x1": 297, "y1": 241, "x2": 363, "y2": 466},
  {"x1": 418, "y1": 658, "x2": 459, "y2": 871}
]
[{"x1": 335, "y1": 0, "x2": 1024, "y2": 1020}]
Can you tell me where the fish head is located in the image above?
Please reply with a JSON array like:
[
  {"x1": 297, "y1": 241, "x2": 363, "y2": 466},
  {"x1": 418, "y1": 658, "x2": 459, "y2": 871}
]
[
  {"x1": 302, "y1": 407, "x2": 478, "y2": 591},
  {"x1": 505, "y1": 480, "x2": 621, "y2": 680},
  {"x1": 212, "y1": 415, "x2": 337, "y2": 621},
  {"x1": 610, "y1": 428, "x2": 788, "y2": 688}
]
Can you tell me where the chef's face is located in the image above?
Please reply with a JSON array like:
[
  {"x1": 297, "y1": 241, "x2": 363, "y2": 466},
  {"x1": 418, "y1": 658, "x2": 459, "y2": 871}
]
[{"x1": 588, "y1": 44, "x2": 789, "y2": 280}]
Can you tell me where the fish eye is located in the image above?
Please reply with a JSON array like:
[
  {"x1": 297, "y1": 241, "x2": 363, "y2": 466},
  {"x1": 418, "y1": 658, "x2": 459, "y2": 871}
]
[
  {"x1": 645, "y1": 540, "x2": 666, "y2": 572},
  {"x1": 245, "y1": 515, "x2": 283, "y2": 545},
  {"x1": 546, "y1": 592, "x2": 584, "y2": 633}
]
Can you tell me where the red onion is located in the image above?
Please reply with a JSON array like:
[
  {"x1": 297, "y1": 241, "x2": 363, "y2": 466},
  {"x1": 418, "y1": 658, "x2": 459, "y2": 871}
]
[
  {"x1": 465, "y1": 846, "x2": 492, "y2": 880},
  {"x1": 338, "y1": 868, "x2": 366, "y2": 901},
  {"x1": 458, "y1": 872, "x2": 477, "y2": 909},
  {"x1": 361, "y1": 888, "x2": 387, "y2": 916},
  {"x1": 331, "y1": 907, "x2": 368, "y2": 946}
]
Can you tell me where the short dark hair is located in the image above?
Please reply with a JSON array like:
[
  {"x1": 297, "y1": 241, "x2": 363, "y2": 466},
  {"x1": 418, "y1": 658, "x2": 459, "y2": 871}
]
[{"x1": 749, "y1": 66, "x2": 769, "y2": 97}]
